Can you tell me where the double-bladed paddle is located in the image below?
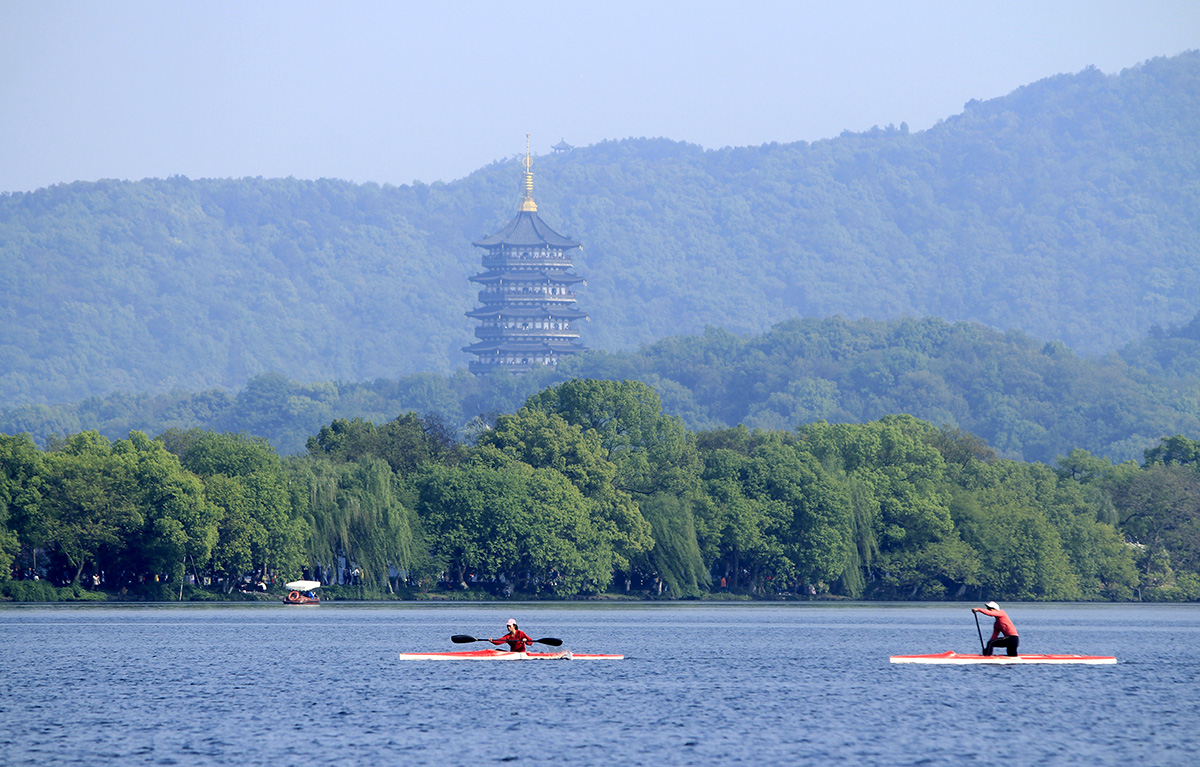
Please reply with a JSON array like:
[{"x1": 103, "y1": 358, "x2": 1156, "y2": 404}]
[{"x1": 451, "y1": 634, "x2": 563, "y2": 647}]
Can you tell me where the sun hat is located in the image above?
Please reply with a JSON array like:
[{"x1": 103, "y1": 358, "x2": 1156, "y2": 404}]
[
  {"x1": 506, "y1": 618, "x2": 517, "y2": 626},
  {"x1": 984, "y1": 601, "x2": 1000, "y2": 610}
]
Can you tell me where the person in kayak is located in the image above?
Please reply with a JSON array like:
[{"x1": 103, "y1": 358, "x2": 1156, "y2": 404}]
[
  {"x1": 491, "y1": 619, "x2": 535, "y2": 653},
  {"x1": 973, "y1": 601, "x2": 1019, "y2": 656}
]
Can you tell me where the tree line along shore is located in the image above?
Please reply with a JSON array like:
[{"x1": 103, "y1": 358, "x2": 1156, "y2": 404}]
[{"x1": 4, "y1": 378, "x2": 1198, "y2": 604}]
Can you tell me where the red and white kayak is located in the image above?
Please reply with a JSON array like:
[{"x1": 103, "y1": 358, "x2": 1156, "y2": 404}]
[
  {"x1": 890, "y1": 651, "x2": 1116, "y2": 665},
  {"x1": 398, "y1": 648, "x2": 623, "y2": 661}
]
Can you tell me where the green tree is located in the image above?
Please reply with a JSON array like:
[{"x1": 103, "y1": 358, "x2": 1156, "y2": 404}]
[
  {"x1": 166, "y1": 430, "x2": 304, "y2": 587},
  {"x1": 525, "y1": 379, "x2": 702, "y2": 497},
  {"x1": 1144, "y1": 435, "x2": 1200, "y2": 467},
  {"x1": 1109, "y1": 463, "x2": 1200, "y2": 584},
  {"x1": 952, "y1": 459, "x2": 1136, "y2": 600},
  {"x1": 477, "y1": 407, "x2": 652, "y2": 570},
  {"x1": 972, "y1": 507, "x2": 1082, "y2": 600},
  {"x1": 204, "y1": 473, "x2": 264, "y2": 588},
  {"x1": 417, "y1": 452, "x2": 612, "y2": 595},
  {"x1": 0, "y1": 434, "x2": 43, "y2": 581},
  {"x1": 161, "y1": 428, "x2": 279, "y2": 477},
  {"x1": 694, "y1": 427, "x2": 853, "y2": 594},
  {"x1": 120, "y1": 431, "x2": 221, "y2": 586},
  {"x1": 1055, "y1": 448, "x2": 1114, "y2": 483},
  {"x1": 306, "y1": 412, "x2": 462, "y2": 475},
  {"x1": 39, "y1": 432, "x2": 142, "y2": 585}
]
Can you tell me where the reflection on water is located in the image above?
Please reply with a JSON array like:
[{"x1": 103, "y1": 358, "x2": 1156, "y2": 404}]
[{"x1": 2, "y1": 603, "x2": 1198, "y2": 766}]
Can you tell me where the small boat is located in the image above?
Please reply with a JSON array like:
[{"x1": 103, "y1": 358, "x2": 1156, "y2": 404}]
[
  {"x1": 890, "y1": 651, "x2": 1116, "y2": 665},
  {"x1": 398, "y1": 648, "x2": 624, "y2": 661},
  {"x1": 282, "y1": 579, "x2": 321, "y2": 605}
]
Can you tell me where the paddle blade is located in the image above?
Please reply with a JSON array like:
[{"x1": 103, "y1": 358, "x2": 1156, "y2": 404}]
[
  {"x1": 535, "y1": 637, "x2": 563, "y2": 647},
  {"x1": 451, "y1": 634, "x2": 481, "y2": 644}
]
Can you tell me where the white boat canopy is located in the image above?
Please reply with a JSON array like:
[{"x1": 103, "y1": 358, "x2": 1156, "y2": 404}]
[{"x1": 284, "y1": 580, "x2": 322, "y2": 591}]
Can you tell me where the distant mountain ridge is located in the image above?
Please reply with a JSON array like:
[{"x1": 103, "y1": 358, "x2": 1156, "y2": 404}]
[{"x1": 1, "y1": 51, "x2": 1198, "y2": 405}]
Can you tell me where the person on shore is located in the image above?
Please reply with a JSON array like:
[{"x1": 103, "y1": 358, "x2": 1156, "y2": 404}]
[
  {"x1": 491, "y1": 619, "x2": 534, "y2": 653},
  {"x1": 973, "y1": 601, "x2": 1019, "y2": 656}
]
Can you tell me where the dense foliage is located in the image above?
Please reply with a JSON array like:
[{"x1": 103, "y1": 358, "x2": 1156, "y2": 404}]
[
  {"x1": 3, "y1": 53, "x2": 1199, "y2": 405},
  {"x1": 7, "y1": 315, "x2": 1200, "y2": 465},
  {"x1": 4, "y1": 379, "x2": 1198, "y2": 603}
]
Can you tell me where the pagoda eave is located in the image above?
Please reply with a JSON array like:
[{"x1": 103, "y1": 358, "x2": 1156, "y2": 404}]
[{"x1": 472, "y1": 210, "x2": 581, "y2": 249}]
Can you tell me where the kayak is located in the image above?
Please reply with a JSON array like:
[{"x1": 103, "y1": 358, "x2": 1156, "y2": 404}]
[
  {"x1": 398, "y1": 648, "x2": 624, "y2": 661},
  {"x1": 890, "y1": 651, "x2": 1116, "y2": 665}
]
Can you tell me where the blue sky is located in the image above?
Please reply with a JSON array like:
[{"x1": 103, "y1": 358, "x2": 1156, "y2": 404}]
[{"x1": 1, "y1": 1, "x2": 1198, "y2": 193}]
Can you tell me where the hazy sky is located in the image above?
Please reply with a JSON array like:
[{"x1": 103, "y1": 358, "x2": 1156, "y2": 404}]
[{"x1": 2, "y1": 1, "x2": 1198, "y2": 193}]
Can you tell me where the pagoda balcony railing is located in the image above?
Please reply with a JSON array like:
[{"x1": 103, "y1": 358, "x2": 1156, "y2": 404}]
[
  {"x1": 482, "y1": 254, "x2": 573, "y2": 269},
  {"x1": 469, "y1": 358, "x2": 560, "y2": 375},
  {"x1": 475, "y1": 300, "x2": 578, "y2": 309},
  {"x1": 474, "y1": 327, "x2": 580, "y2": 340},
  {"x1": 472, "y1": 283, "x2": 580, "y2": 294},
  {"x1": 475, "y1": 322, "x2": 577, "y2": 331},
  {"x1": 491, "y1": 247, "x2": 571, "y2": 259},
  {"x1": 477, "y1": 291, "x2": 579, "y2": 303}
]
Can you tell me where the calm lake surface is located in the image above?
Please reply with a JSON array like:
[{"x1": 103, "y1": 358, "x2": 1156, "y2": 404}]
[{"x1": 2, "y1": 602, "x2": 1197, "y2": 766}]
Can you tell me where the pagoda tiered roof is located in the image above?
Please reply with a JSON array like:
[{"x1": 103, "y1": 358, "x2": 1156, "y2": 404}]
[
  {"x1": 462, "y1": 339, "x2": 587, "y2": 355},
  {"x1": 465, "y1": 305, "x2": 588, "y2": 320},
  {"x1": 472, "y1": 210, "x2": 581, "y2": 249}
]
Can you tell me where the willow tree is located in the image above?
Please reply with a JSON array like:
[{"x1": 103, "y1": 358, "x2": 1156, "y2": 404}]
[
  {"x1": 635, "y1": 492, "x2": 708, "y2": 598},
  {"x1": 290, "y1": 456, "x2": 425, "y2": 592},
  {"x1": 797, "y1": 416, "x2": 959, "y2": 597}
]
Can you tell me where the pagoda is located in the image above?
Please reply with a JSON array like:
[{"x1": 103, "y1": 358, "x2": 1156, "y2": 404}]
[{"x1": 463, "y1": 137, "x2": 588, "y2": 374}]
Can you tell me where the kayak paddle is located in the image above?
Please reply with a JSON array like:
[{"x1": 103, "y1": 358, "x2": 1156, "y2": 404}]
[{"x1": 451, "y1": 634, "x2": 563, "y2": 647}]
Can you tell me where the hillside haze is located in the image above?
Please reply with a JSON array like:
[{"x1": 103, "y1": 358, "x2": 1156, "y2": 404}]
[{"x1": 2, "y1": 52, "x2": 1198, "y2": 406}]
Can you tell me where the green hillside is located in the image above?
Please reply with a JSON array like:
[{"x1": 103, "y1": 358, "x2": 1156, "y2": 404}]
[
  {"x1": 6, "y1": 315, "x2": 1200, "y2": 465},
  {"x1": 2, "y1": 52, "x2": 1198, "y2": 405}
]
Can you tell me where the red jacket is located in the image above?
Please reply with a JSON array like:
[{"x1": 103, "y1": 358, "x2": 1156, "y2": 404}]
[
  {"x1": 492, "y1": 630, "x2": 534, "y2": 652},
  {"x1": 977, "y1": 608, "x2": 1018, "y2": 639}
]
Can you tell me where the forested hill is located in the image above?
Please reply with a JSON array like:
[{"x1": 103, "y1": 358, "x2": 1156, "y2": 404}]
[
  {"x1": 2, "y1": 52, "x2": 1199, "y2": 405},
  {"x1": 6, "y1": 315, "x2": 1200, "y2": 465}
]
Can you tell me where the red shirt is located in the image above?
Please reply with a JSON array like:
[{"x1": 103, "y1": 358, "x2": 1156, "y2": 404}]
[
  {"x1": 492, "y1": 630, "x2": 534, "y2": 652},
  {"x1": 977, "y1": 608, "x2": 1018, "y2": 639}
]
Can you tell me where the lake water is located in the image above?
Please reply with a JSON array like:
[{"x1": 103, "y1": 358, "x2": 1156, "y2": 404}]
[{"x1": 2, "y1": 602, "x2": 1197, "y2": 766}]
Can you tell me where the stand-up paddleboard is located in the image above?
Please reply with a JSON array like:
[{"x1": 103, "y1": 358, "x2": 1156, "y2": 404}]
[
  {"x1": 890, "y1": 651, "x2": 1115, "y2": 665},
  {"x1": 399, "y1": 648, "x2": 623, "y2": 661}
]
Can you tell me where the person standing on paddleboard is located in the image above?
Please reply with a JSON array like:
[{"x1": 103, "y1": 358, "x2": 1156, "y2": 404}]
[
  {"x1": 973, "y1": 601, "x2": 1020, "y2": 656},
  {"x1": 491, "y1": 619, "x2": 535, "y2": 653}
]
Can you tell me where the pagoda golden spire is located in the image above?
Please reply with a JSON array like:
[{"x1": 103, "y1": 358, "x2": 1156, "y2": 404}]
[{"x1": 519, "y1": 132, "x2": 538, "y2": 212}]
